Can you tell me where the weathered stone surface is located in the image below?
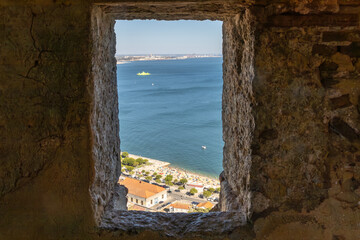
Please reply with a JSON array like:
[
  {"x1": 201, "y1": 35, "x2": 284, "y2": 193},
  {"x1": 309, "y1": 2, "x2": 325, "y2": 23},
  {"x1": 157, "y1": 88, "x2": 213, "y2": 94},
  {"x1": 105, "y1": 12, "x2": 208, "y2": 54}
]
[
  {"x1": 312, "y1": 44, "x2": 337, "y2": 56},
  {"x1": 90, "y1": 5, "x2": 122, "y2": 225},
  {"x1": 1, "y1": 0, "x2": 360, "y2": 239},
  {"x1": 330, "y1": 94, "x2": 352, "y2": 109},
  {"x1": 101, "y1": 210, "x2": 247, "y2": 238},
  {"x1": 340, "y1": 42, "x2": 360, "y2": 57},
  {"x1": 269, "y1": 14, "x2": 359, "y2": 27},
  {"x1": 323, "y1": 31, "x2": 360, "y2": 42},
  {"x1": 221, "y1": 10, "x2": 255, "y2": 216},
  {"x1": 319, "y1": 61, "x2": 340, "y2": 88},
  {"x1": 330, "y1": 117, "x2": 359, "y2": 142},
  {"x1": 331, "y1": 52, "x2": 355, "y2": 72}
]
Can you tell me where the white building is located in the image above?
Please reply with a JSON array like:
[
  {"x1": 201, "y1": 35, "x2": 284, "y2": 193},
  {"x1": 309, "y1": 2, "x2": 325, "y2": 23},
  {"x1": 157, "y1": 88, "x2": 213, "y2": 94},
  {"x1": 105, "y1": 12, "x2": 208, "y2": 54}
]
[
  {"x1": 186, "y1": 183, "x2": 204, "y2": 193},
  {"x1": 169, "y1": 202, "x2": 191, "y2": 213},
  {"x1": 119, "y1": 177, "x2": 167, "y2": 209}
]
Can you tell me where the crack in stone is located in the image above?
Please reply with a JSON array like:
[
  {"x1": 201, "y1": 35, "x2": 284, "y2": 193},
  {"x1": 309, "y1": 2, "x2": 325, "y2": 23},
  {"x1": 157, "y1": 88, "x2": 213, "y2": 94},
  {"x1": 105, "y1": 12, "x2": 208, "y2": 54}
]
[{"x1": 24, "y1": 9, "x2": 53, "y2": 79}]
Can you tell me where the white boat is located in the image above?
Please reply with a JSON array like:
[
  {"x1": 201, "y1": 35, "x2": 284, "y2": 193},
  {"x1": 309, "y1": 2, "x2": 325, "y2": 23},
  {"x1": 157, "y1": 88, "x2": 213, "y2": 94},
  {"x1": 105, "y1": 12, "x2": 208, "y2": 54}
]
[{"x1": 201, "y1": 146, "x2": 206, "y2": 150}]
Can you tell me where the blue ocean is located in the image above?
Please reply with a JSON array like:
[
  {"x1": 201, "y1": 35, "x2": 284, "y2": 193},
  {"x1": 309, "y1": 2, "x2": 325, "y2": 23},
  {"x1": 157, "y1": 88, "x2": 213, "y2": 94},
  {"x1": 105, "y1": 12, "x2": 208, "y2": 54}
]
[{"x1": 117, "y1": 57, "x2": 223, "y2": 178}]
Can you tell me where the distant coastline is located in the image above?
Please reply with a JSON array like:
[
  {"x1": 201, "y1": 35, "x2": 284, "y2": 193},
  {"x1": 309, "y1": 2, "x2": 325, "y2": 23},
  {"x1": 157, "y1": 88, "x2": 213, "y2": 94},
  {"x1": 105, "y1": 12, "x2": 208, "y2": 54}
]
[{"x1": 116, "y1": 54, "x2": 222, "y2": 64}]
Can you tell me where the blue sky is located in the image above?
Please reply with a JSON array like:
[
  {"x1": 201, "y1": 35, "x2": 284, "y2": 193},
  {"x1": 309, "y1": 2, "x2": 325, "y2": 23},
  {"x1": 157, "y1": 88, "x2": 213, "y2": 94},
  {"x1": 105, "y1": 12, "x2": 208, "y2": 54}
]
[{"x1": 115, "y1": 20, "x2": 222, "y2": 55}]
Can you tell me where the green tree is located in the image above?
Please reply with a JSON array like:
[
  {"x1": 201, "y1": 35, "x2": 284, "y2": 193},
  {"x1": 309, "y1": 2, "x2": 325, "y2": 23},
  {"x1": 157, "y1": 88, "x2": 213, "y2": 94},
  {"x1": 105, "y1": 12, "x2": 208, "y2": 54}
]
[
  {"x1": 130, "y1": 158, "x2": 136, "y2": 166},
  {"x1": 124, "y1": 158, "x2": 135, "y2": 166},
  {"x1": 121, "y1": 158, "x2": 128, "y2": 165},
  {"x1": 153, "y1": 172, "x2": 157, "y2": 176},
  {"x1": 178, "y1": 186, "x2": 185, "y2": 190},
  {"x1": 145, "y1": 176, "x2": 152, "y2": 181},
  {"x1": 121, "y1": 152, "x2": 129, "y2": 158},
  {"x1": 164, "y1": 175, "x2": 173, "y2": 182},
  {"x1": 192, "y1": 208, "x2": 209, "y2": 213},
  {"x1": 165, "y1": 181, "x2": 173, "y2": 186},
  {"x1": 145, "y1": 171, "x2": 150, "y2": 175},
  {"x1": 203, "y1": 190, "x2": 212, "y2": 198},
  {"x1": 125, "y1": 166, "x2": 134, "y2": 172},
  {"x1": 142, "y1": 170, "x2": 145, "y2": 173},
  {"x1": 155, "y1": 174, "x2": 162, "y2": 180},
  {"x1": 129, "y1": 171, "x2": 134, "y2": 175},
  {"x1": 189, "y1": 188, "x2": 198, "y2": 195},
  {"x1": 180, "y1": 178, "x2": 188, "y2": 184},
  {"x1": 208, "y1": 188, "x2": 215, "y2": 193},
  {"x1": 155, "y1": 179, "x2": 161, "y2": 183},
  {"x1": 215, "y1": 187, "x2": 221, "y2": 193},
  {"x1": 136, "y1": 158, "x2": 145, "y2": 165}
]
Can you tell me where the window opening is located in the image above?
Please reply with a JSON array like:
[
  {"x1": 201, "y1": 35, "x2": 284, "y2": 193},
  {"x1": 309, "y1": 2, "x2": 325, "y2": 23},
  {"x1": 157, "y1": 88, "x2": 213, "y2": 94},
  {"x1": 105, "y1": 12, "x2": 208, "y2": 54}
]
[{"x1": 116, "y1": 20, "x2": 223, "y2": 213}]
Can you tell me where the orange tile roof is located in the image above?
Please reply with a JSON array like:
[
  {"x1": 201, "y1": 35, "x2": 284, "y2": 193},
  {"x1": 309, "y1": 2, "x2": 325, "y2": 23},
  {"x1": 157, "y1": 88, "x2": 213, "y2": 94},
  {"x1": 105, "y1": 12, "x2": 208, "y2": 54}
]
[
  {"x1": 197, "y1": 201, "x2": 214, "y2": 209},
  {"x1": 170, "y1": 202, "x2": 191, "y2": 210},
  {"x1": 119, "y1": 177, "x2": 166, "y2": 199},
  {"x1": 129, "y1": 205, "x2": 146, "y2": 211}
]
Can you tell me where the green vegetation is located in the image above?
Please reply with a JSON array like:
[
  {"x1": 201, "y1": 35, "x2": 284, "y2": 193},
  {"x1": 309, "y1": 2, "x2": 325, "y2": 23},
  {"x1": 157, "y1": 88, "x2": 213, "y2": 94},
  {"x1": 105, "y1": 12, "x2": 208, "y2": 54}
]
[
  {"x1": 215, "y1": 187, "x2": 221, "y2": 193},
  {"x1": 122, "y1": 157, "x2": 135, "y2": 166},
  {"x1": 180, "y1": 178, "x2": 188, "y2": 184},
  {"x1": 153, "y1": 172, "x2": 157, "y2": 176},
  {"x1": 135, "y1": 158, "x2": 145, "y2": 165},
  {"x1": 203, "y1": 190, "x2": 212, "y2": 198},
  {"x1": 145, "y1": 171, "x2": 150, "y2": 175},
  {"x1": 125, "y1": 166, "x2": 134, "y2": 172},
  {"x1": 165, "y1": 181, "x2": 174, "y2": 186},
  {"x1": 164, "y1": 175, "x2": 173, "y2": 182},
  {"x1": 155, "y1": 179, "x2": 161, "y2": 183},
  {"x1": 155, "y1": 174, "x2": 162, "y2": 180},
  {"x1": 189, "y1": 188, "x2": 198, "y2": 195},
  {"x1": 189, "y1": 208, "x2": 209, "y2": 213},
  {"x1": 178, "y1": 186, "x2": 185, "y2": 190},
  {"x1": 208, "y1": 188, "x2": 215, "y2": 193},
  {"x1": 129, "y1": 171, "x2": 134, "y2": 175},
  {"x1": 120, "y1": 153, "x2": 148, "y2": 171},
  {"x1": 145, "y1": 176, "x2": 152, "y2": 181}
]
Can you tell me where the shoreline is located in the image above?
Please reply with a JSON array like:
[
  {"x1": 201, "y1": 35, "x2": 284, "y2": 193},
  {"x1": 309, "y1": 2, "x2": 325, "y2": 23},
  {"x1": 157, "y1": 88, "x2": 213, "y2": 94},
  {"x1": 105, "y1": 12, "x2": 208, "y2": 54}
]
[
  {"x1": 116, "y1": 55, "x2": 222, "y2": 65},
  {"x1": 123, "y1": 153, "x2": 220, "y2": 188}
]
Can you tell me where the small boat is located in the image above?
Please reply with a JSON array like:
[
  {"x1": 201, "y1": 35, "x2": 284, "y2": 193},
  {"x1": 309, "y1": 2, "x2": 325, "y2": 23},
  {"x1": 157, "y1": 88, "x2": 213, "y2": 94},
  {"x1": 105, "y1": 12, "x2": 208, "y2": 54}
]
[
  {"x1": 137, "y1": 71, "x2": 151, "y2": 76},
  {"x1": 152, "y1": 83, "x2": 154, "y2": 86},
  {"x1": 202, "y1": 146, "x2": 206, "y2": 150}
]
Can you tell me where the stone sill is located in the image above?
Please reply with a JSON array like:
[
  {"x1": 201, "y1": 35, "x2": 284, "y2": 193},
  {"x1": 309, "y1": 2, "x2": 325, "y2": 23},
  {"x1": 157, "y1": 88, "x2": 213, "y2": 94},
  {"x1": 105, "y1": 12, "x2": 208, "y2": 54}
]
[{"x1": 100, "y1": 210, "x2": 247, "y2": 238}]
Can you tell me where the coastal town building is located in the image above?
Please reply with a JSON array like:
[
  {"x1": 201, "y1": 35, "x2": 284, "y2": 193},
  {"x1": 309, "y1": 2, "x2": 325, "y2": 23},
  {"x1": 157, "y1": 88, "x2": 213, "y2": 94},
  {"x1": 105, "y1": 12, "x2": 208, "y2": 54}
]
[
  {"x1": 196, "y1": 201, "x2": 214, "y2": 210},
  {"x1": 119, "y1": 177, "x2": 167, "y2": 208},
  {"x1": 186, "y1": 183, "x2": 204, "y2": 193},
  {"x1": 169, "y1": 202, "x2": 191, "y2": 213},
  {"x1": 128, "y1": 204, "x2": 147, "y2": 211}
]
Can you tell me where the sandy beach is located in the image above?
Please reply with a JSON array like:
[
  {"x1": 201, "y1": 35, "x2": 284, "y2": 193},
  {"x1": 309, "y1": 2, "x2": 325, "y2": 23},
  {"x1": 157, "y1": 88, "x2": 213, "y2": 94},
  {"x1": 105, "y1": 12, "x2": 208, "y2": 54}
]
[{"x1": 124, "y1": 153, "x2": 220, "y2": 189}]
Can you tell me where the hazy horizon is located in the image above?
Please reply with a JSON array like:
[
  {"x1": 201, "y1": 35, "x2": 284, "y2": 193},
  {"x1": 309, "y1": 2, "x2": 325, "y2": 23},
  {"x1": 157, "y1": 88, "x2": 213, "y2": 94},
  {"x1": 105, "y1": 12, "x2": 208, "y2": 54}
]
[
  {"x1": 115, "y1": 53, "x2": 223, "y2": 56},
  {"x1": 115, "y1": 20, "x2": 222, "y2": 55}
]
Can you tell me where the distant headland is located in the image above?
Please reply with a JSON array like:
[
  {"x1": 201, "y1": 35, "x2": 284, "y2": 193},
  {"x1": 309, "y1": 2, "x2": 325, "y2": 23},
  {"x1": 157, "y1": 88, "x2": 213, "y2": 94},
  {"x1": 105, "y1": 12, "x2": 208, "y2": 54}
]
[{"x1": 116, "y1": 54, "x2": 222, "y2": 64}]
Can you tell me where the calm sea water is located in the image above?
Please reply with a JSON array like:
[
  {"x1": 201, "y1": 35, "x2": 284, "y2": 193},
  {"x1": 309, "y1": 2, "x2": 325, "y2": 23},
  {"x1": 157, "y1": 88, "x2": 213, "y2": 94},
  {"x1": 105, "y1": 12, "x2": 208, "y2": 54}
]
[{"x1": 117, "y1": 57, "x2": 223, "y2": 178}]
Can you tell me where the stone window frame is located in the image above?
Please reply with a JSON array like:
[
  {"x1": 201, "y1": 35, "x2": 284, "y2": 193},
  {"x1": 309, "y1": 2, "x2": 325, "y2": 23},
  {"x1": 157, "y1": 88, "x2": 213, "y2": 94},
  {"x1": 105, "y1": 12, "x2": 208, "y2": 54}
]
[{"x1": 89, "y1": 1, "x2": 254, "y2": 237}]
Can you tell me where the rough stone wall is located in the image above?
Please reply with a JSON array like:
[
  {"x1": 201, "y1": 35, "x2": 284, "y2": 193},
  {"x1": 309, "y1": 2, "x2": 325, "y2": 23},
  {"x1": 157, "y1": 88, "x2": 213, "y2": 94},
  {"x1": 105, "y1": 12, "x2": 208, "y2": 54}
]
[
  {"x1": 0, "y1": 0, "x2": 97, "y2": 239},
  {"x1": 1, "y1": 0, "x2": 360, "y2": 239},
  {"x1": 221, "y1": 10, "x2": 255, "y2": 216},
  {"x1": 90, "y1": 5, "x2": 122, "y2": 224},
  {"x1": 250, "y1": 3, "x2": 360, "y2": 239}
]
